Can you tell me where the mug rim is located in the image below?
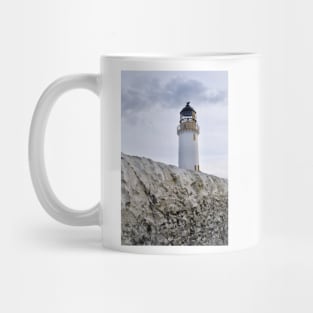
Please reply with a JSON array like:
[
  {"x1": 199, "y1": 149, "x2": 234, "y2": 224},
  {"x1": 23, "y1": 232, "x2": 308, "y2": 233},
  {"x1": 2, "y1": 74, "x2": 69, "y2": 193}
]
[{"x1": 101, "y1": 52, "x2": 260, "y2": 60}]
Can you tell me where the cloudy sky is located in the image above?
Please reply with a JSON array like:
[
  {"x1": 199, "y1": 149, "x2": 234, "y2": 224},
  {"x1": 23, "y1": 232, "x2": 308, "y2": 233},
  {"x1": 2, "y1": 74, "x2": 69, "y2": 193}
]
[{"x1": 121, "y1": 71, "x2": 228, "y2": 178}]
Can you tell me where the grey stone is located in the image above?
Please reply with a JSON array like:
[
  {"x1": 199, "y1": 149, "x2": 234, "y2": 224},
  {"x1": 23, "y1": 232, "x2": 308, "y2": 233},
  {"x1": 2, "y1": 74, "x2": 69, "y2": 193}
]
[{"x1": 121, "y1": 153, "x2": 228, "y2": 246}]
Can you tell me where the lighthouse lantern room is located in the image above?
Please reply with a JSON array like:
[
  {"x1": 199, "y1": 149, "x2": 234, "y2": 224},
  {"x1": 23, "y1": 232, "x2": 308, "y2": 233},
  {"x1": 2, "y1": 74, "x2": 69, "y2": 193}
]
[{"x1": 177, "y1": 102, "x2": 200, "y2": 171}]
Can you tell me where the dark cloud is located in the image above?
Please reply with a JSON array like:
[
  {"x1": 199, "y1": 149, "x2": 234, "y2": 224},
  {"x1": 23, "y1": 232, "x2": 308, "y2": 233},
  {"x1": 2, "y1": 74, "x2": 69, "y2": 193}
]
[
  {"x1": 121, "y1": 72, "x2": 227, "y2": 116},
  {"x1": 162, "y1": 77, "x2": 227, "y2": 107},
  {"x1": 121, "y1": 74, "x2": 162, "y2": 114}
]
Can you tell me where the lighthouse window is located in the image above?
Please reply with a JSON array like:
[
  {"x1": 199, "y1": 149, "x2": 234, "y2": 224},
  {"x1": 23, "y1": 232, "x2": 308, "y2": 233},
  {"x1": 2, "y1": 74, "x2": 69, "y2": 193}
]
[{"x1": 193, "y1": 134, "x2": 196, "y2": 141}]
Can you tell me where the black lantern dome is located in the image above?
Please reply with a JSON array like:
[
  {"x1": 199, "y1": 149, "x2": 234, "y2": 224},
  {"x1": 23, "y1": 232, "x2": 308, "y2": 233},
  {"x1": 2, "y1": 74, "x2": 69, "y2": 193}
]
[{"x1": 180, "y1": 101, "x2": 196, "y2": 116}]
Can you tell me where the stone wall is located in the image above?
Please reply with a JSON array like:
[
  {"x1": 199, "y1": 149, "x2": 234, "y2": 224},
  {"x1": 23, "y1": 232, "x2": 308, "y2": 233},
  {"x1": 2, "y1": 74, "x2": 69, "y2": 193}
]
[{"x1": 121, "y1": 153, "x2": 228, "y2": 246}]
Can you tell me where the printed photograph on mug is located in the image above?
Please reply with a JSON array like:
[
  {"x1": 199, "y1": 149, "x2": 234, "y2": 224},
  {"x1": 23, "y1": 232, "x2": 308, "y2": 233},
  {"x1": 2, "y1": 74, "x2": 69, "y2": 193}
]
[{"x1": 121, "y1": 71, "x2": 228, "y2": 246}]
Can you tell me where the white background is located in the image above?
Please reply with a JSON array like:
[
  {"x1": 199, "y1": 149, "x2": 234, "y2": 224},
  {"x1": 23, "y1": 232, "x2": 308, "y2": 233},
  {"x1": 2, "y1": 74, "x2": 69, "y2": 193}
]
[{"x1": 0, "y1": 0, "x2": 313, "y2": 312}]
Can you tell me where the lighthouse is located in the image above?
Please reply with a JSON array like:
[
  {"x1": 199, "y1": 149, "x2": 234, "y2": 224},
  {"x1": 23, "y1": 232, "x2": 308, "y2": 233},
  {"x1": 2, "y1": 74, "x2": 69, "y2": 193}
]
[{"x1": 177, "y1": 102, "x2": 200, "y2": 171}]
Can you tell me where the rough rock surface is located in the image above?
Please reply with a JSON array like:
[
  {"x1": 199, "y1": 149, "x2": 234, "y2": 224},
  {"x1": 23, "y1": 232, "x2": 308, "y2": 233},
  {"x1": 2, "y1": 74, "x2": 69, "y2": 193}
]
[{"x1": 121, "y1": 153, "x2": 228, "y2": 246}]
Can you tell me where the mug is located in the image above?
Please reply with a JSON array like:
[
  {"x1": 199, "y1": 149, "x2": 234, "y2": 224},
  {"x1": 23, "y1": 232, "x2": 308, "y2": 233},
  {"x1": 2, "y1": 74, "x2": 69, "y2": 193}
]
[{"x1": 29, "y1": 53, "x2": 261, "y2": 254}]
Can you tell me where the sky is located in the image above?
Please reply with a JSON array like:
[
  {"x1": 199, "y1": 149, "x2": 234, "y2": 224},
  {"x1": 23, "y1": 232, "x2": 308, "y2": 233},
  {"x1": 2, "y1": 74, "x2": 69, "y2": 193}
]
[{"x1": 121, "y1": 71, "x2": 228, "y2": 178}]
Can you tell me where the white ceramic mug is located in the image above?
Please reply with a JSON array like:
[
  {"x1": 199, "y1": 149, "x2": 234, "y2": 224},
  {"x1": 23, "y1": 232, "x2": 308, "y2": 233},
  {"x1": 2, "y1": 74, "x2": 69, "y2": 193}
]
[{"x1": 29, "y1": 53, "x2": 261, "y2": 254}]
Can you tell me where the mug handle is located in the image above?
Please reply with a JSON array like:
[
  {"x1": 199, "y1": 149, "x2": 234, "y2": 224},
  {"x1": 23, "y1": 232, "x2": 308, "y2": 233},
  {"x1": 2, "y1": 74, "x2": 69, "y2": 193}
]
[{"x1": 29, "y1": 74, "x2": 101, "y2": 226}]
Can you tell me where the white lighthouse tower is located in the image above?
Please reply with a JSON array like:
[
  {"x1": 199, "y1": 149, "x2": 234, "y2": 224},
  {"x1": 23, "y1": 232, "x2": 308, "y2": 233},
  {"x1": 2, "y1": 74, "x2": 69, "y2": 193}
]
[{"x1": 177, "y1": 102, "x2": 200, "y2": 171}]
